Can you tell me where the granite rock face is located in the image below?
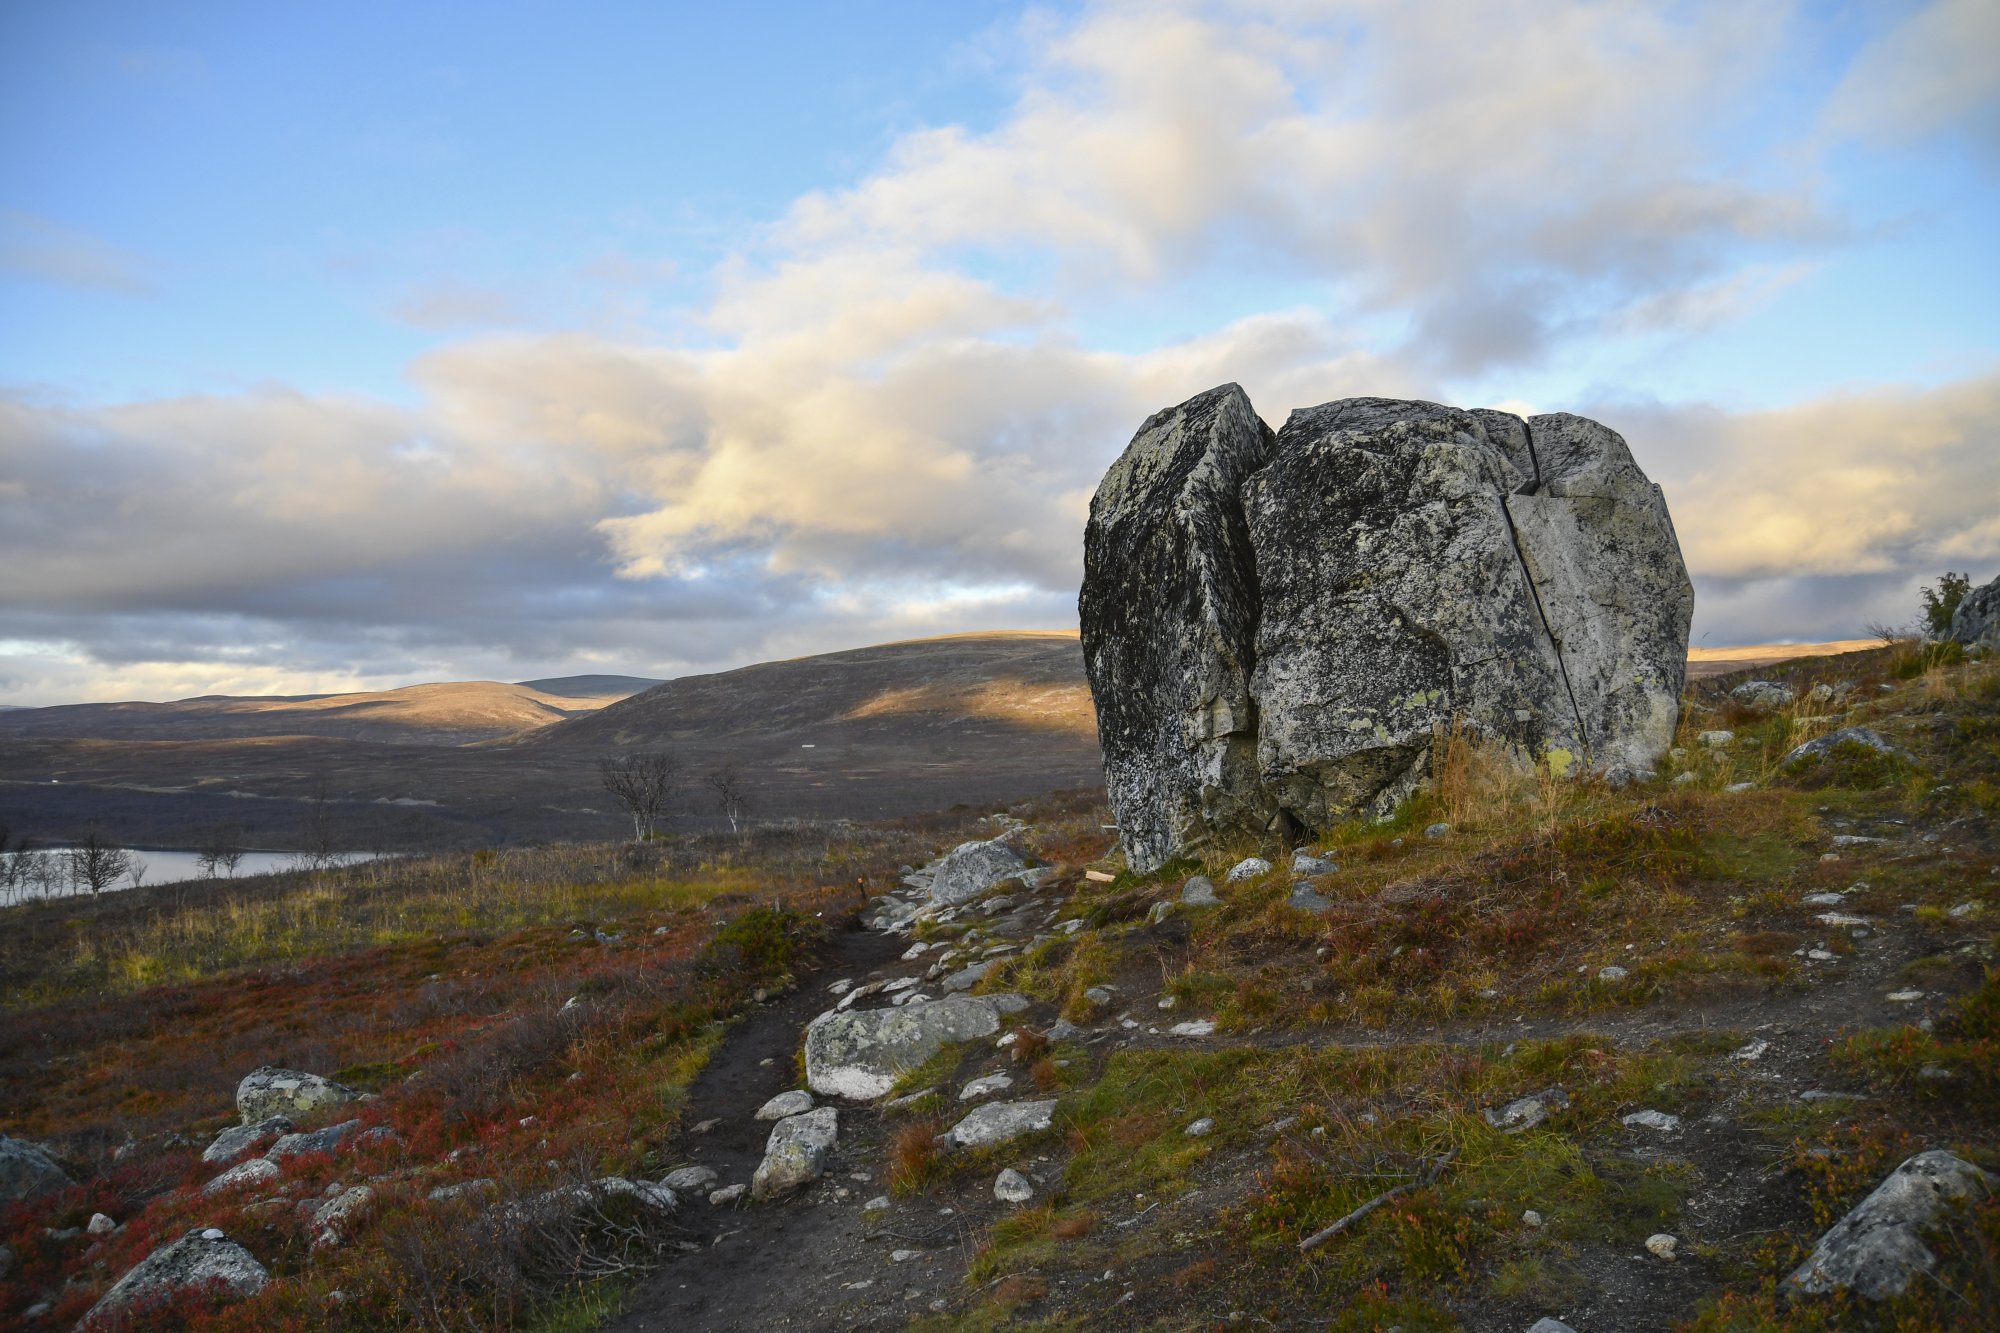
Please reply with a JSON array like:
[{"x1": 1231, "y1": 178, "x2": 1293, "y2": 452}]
[
  {"x1": 1082, "y1": 387, "x2": 1693, "y2": 870},
  {"x1": 1950, "y1": 573, "x2": 2000, "y2": 648},
  {"x1": 1079, "y1": 384, "x2": 1278, "y2": 873}
]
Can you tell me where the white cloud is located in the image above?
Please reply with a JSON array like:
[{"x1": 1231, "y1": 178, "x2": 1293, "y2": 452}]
[
  {"x1": 1825, "y1": 0, "x2": 2000, "y2": 153},
  {"x1": 0, "y1": 210, "x2": 155, "y2": 295},
  {"x1": 4, "y1": 0, "x2": 1993, "y2": 700}
]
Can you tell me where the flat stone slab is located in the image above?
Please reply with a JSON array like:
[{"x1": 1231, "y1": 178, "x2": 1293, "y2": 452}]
[
  {"x1": 805, "y1": 995, "x2": 1016, "y2": 1100},
  {"x1": 946, "y1": 1098, "x2": 1059, "y2": 1149},
  {"x1": 754, "y1": 1090, "x2": 814, "y2": 1121}
]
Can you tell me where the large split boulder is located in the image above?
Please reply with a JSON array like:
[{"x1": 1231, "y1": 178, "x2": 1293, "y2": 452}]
[
  {"x1": 1082, "y1": 387, "x2": 1693, "y2": 870},
  {"x1": 79, "y1": 1228, "x2": 269, "y2": 1330},
  {"x1": 1950, "y1": 573, "x2": 2000, "y2": 648}
]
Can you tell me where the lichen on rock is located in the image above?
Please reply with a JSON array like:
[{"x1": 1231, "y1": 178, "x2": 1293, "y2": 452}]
[{"x1": 1081, "y1": 386, "x2": 1693, "y2": 870}]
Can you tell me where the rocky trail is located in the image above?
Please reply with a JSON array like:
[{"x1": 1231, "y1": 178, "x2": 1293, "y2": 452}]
[{"x1": 604, "y1": 794, "x2": 1996, "y2": 1332}]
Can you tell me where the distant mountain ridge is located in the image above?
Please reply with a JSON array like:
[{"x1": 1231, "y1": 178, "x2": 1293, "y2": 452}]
[{"x1": 0, "y1": 677, "x2": 657, "y2": 747}]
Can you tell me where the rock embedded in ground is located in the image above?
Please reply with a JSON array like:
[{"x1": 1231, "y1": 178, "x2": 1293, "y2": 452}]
[
  {"x1": 234, "y1": 1066, "x2": 362, "y2": 1125},
  {"x1": 426, "y1": 1178, "x2": 498, "y2": 1203},
  {"x1": 79, "y1": 1228, "x2": 269, "y2": 1331},
  {"x1": 201, "y1": 1116, "x2": 293, "y2": 1165},
  {"x1": 960, "y1": 1072, "x2": 1014, "y2": 1100},
  {"x1": 267, "y1": 1118, "x2": 364, "y2": 1162},
  {"x1": 0, "y1": 1134, "x2": 71, "y2": 1203},
  {"x1": 1622, "y1": 1109, "x2": 1681, "y2": 1132},
  {"x1": 708, "y1": 1183, "x2": 747, "y2": 1206},
  {"x1": 662, "y1": 1165, "x2": 719, "y2": 1193},
  {"x1": 942, "y1": 960, "x2": 997, "y2": 992},
  {"x1": 1784, "y1": 727, "x2": 1903, "y2": 767},
  {"x1": 1180, "y1": 875, "x2": 1220, "y2": 906},
  {"x1": 1786, "y1": 1150, "x2": 1993, "y2": 1300},
  {"x1": 1224, "y1": 857, "x2": 1272, "y2": 883},
  {"x1": 946, "y1": 1098, "x2": 1059, "y2": 1150},
  {"x1": 1484, "y1": 1087, "x2": 1569, "y2": 1133},
  {"x1": 925, "y1": 839, "x2": 1030, "y2": 906},
  {"x1": 805, "y1": 995, "x2": 1016, "y2": 1100},
  {"x1": 1646, "y1": 1232, "x2": 1678, "y2": 1259},
  {"x1": 308, "y1": 1185, "x2": 374, "y2": 1250},
  {"x1": 1081, "y1": 390, "x2": 1692, "y2": 870},
  {"x1": 1170, "y1": 1019, "x2": 1217, "y2": 1038},
  {"x1": 755, "y1": 1090, "x2": 815, "y2": 1122},
  {"x1": 1732, "y1": 680, "x2": 1796, "y2": 708},
  {"x1": 1288, "y1": 884, "x2": 1333, "y2": 913},
  {"x1": 1185, "y1": 1117, "x2": 1215, "y2": 1137},
  {"x1": 751, "y1": 1107, "x2": 840, "y2": 1201},
  {"x1": 1526, "y1": 1320, "x2": 1577, "y2": 1333},
  {"x1": 1698, "y1": 729, "x2": 1734, "y2": 747},
  {"x1": 994, "y1": 1168, "x2": 1035, "y2": 1203},
  {"x1": 87, "y1": 1213, "x2": 116, "y2": 1235},
  {"x1": 203, "y1": 1156, "x2": 281, "y2": 1196},
  {"x1": 1292, "y1": 852, "x2": 1339, "y2": 876}
]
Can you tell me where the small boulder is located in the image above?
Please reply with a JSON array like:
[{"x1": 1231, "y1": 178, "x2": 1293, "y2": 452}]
[
  {"x1": 1622, "y1": 1109, "x2": 1681, "y2": 1132},
  {"x1": 1697, "y1": 729, "x2": 1734, "y2": 747},
  {"x1": 805, "y1": 995, "x2": 1012, "y2": 1100},
  {"x1": 945, "y1": 1098, "x2": 1058, "y2": 1149},
  {"x1": 308, "y1": 1185, "x2": 374, "y2": 1250},
  {"x1": 1646, "y1": 1232, "x2": 1678, "y2": 1259},
  {"x1": 1170, "y1": 1019, "x2": 1217, "y2": 1037},
  {"x1": 201, "y1": 1116, "x2": 293, "y2": 1165},
  {"x1": 755, "y1": 1090, "x2": 814, "y2": 1122},
  {"x1": 79, "y1": 1228, "x2": 268, "y2": 1331},
  {"x1": 1484, "y1": 1087, "x2": 1569, "y2": 1134},
  {"x1": 1732, "y1": 680, "x2": 1796, "y2": 709},
  {"x1": 1784, "y1": 727, "x2": 1903, "y2": 768},
  {"x1": 235, "y1": 1067, "x2": 361, "y2": 1126},
  {"x1": 1185, "y1": 1117, "x2": 1215, "y2": 1137},
  {"x1": 751, "y1": 1107, "x2": 839, "y2": 1201},
  {"x1": 994, "y1": 1168, "x2": 1034, "y2": 1203},
  {"x1": 943, "y1": 960, "x2": 997, "y2": 992},
  {"x1": 1526, "y1": 1321, "x2": 1577, "y2": 1333},
  {"x1": 1224, "y1": 857, "x2": 1271, "y2": 883},
  {"x1": 927, "y1": 840, "x2": 1030, "y2": 906},
  {"x1": 202, "y1": 1156, "x2": 280, "y2": 1196},
  {"x1": 709, "y1": 1183, "x2": 748, "y2": 1206},
  {"x1": 266, "y1": 1118, "x2": 364, "y2": 1162},
  {"x1": 1424, "y1": 822, "x2": 1452, "y2": 839},
  {"x1": 662, "y1": 1165, "x2": 719, "y2": 1194},
  {"x1": 87, "y1": 1213, "x2": 117, "y2": 1235},
  {"x1": 1786, "y1": 1150, "x2": 1993, "y2": 1300},
  {"x1": 1597, "y1": 965, "x2": 1628, "y2": 983},
  {"x1": 1180, "y1": 876, "x2": 1220, "y2": 906},
  {"x1": 1292, "y1": 852, "x2": 1339, "y2": 876},
  {"x1": 0, "y1": 1134, "x2": 71, "y2": 1203},
  {"x1": 1288, "y1": 884, "x2": 1333, "y2": 913},
  {"x1": 960, "y1": 1072, "x2": 1014, "y2": 1100}
]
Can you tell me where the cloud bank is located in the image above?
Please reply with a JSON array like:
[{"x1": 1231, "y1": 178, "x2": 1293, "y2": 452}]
[{"x1": 4, "y1": 0, "x2": 1997, "y2": 704}]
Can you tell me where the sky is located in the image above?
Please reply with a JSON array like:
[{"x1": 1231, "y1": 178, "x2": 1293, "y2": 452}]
[{"x1": 2, "y1": 0, "x2": 1998, "y2": 706}]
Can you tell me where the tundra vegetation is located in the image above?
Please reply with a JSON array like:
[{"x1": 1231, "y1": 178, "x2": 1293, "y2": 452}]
[{"x1": 2, "y1": 640, "x2": 1996, "y2": 1330}]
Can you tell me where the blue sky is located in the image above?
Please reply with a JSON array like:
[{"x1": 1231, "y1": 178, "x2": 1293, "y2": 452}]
[{"x1": 3, "y1": 0, "x2": 1998, "y2": 704}]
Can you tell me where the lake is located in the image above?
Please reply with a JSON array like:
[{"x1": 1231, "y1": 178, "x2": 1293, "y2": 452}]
[{"x1": 1, "y1": 846, "x2": 384, "y2": 903}]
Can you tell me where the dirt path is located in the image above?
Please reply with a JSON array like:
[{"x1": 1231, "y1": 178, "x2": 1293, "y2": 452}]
[{"x1": 609, "y1": 919, "x2": 981, "y2": 1332}]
